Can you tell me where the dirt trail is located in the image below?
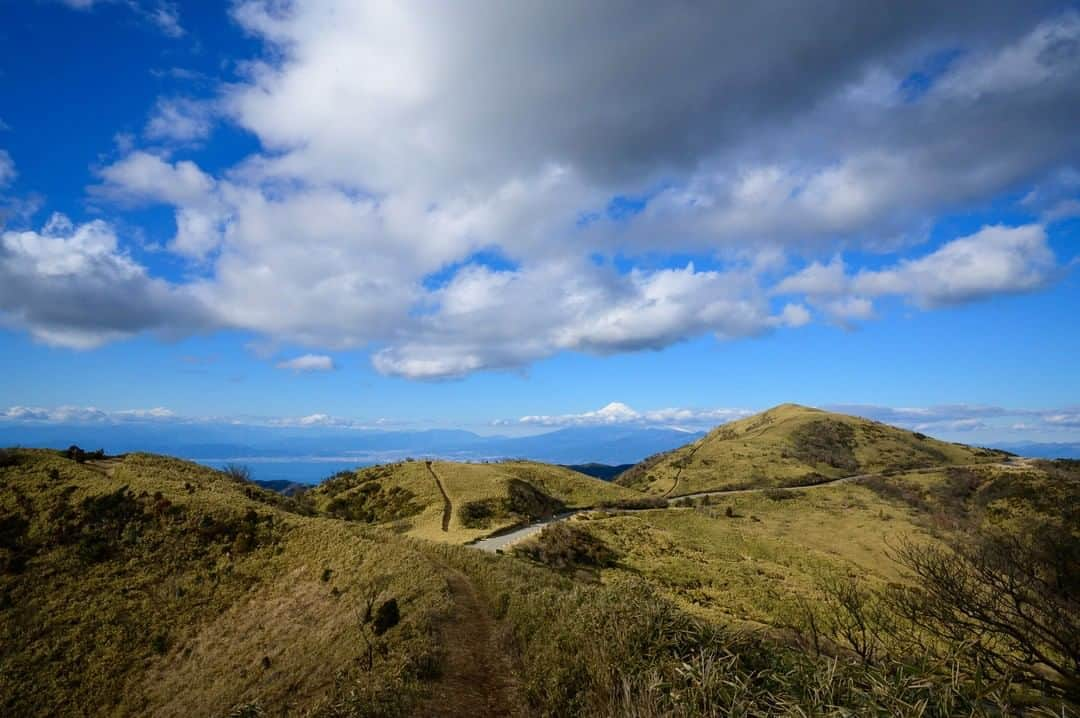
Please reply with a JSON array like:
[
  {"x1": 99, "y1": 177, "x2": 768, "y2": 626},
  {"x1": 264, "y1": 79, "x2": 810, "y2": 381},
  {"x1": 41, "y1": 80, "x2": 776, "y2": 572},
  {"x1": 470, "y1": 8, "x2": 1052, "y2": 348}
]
[
  {"x1": 84, "y1": 458, "x2": 122, "y2": 477},
  {"x1": 426, "y1": 461, "x2": 453, "y2": 532},
  {"x1": 662, "y1": 443, "x2": 702, "y2": 497},
  {"x1": 419, "y1": 569, "x2": 526, "y2": 718}
]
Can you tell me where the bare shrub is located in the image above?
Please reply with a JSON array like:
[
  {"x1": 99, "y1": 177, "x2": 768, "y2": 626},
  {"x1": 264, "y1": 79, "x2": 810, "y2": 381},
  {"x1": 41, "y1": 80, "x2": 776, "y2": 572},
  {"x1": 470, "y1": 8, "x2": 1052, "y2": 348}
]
[{"x1": 887, "y1": 522, "x2": 1080, "y2": 703}]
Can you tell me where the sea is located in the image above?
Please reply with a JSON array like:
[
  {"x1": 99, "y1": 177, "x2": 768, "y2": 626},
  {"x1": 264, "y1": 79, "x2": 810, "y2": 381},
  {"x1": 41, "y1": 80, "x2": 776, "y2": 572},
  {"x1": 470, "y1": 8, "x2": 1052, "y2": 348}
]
[{"x1": 194, "y1": 457, "x2": 376, "y2": 485}]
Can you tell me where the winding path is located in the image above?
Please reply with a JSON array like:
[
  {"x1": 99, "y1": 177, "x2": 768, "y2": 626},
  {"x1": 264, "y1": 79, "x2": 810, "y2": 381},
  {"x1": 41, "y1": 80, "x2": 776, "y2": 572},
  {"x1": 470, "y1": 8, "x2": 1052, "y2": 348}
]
[
  {"x1": 418, "y1": 568, "x2": 525, "y2": 717},
  {"x1": 426, "y1": 461, "x2": 453, "y2": 532},
  {"x1": 662, "y1": 443, "x2": 703, "y2": 497}
]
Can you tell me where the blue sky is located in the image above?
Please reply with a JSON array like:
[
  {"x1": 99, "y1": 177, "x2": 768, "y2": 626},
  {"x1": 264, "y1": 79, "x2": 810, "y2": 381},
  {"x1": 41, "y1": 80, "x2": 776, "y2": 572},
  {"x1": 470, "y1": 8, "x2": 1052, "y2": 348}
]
[{"x1": 1, "y1": 1, "x2": 1079, "y2": 443}]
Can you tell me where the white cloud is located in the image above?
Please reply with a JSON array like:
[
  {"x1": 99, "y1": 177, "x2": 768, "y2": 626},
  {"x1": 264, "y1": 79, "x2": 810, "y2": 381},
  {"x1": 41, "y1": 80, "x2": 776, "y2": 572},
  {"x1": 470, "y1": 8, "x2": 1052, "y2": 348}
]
[
  {"x1": 145, "y1": 97, "x2": 214, "y2": 142},
  {"x1": 372, "y1": 260, "x2": 795, "y2": 379},
  {"x1": 1, "y1": 405, "x2": 174, "y2": 423},
  {"x1": 774, "y1": 258, "x2": 849, "y2": 297},
  {"x1": 770, "y1": 225, "x2": 1058, "y2": 320},
  {"x1": 0, "y1": 214, "x2": 209, "y2": 347},
  {"x1": 93, "y1": 152, "x2": 227, "y2": 258},
  {"x1": 56, "y1": 1, "x2": 184, "y2": 37},
  {"x1": 1044, "y1": 412, "x2": 1080, "y2": 428},
  {"x1": 516, "y1": 402, "x2": 754, "y2": 428},
  {"x1": 95, "y1": 151, "x2": 214, "y2": 206},
  {"x1": 146, "y1": 2, "x2": 182, "y2": 38},
  {"x1": 17, "y1": 4, "x2": 1076, "y2": 378},
  {"x1": 853, "y1": 224, "x2": 1056, "y2": 307},
  {"x1": 0, "y1": 150, "x2": 15, "y2": 188},
  {"x1": 275, "y1": 354, "x2": 337, "y2": 372}
]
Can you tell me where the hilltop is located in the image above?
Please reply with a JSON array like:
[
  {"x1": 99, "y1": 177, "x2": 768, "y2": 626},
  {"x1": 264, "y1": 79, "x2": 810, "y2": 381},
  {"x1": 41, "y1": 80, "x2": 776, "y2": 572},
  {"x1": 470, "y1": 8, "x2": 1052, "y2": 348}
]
[
  {"x1": 304, "y1": 459, "x2": 641, "y2": 544},
  {"x1": 616, "y1": 403, "x2": 1010, "y2": 495}
]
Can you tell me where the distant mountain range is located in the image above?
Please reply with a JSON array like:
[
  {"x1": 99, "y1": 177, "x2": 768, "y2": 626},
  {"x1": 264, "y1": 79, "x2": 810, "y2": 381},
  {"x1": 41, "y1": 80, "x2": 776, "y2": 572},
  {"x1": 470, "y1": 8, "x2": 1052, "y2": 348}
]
[
  {"x1": 0, "y1": 422, "x2": 703, "y2": 471},
  {"x1": 3, "y1": 421, "x2": 1077, "y2": 487}
]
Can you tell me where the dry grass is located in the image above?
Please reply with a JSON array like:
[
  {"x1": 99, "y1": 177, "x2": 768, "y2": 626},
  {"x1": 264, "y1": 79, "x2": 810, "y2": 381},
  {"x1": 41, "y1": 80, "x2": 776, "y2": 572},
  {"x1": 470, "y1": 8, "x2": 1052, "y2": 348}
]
[
  {"x1": 617, "y1": 403, "x2": 1008, "y2": 495},
  {"x1": 308, "y1": 459, "x2": 640, "y2": 544},
  {"x1": 582, "y1": 482, "x2": 932, "y2": 628},
  {"x1": 0, "y1": 449, "x2": 448, "y2": 717}
]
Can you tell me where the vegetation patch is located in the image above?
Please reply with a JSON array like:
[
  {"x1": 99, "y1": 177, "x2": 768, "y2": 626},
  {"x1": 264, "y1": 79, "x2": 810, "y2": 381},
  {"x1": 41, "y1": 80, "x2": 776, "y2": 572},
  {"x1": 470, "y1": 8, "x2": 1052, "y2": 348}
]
[
  {"x1": 325, "y1": 479, "x2": 423, "y2": 524},
  {"x1": 514, "y1": 522, "x2": 619, "y2": 571},
  {"x1": 458, "y1": 498, "x2": 503, "y2": 529},
  {"x1": 459, "y1": 479, "x2": 565, "y2": 528},
  {"x1": 785, "y1": 418, "x2": 858, "y2": 472},
  {"x1": 596, "y1": 496, "x2": 669, "y2": 510}
]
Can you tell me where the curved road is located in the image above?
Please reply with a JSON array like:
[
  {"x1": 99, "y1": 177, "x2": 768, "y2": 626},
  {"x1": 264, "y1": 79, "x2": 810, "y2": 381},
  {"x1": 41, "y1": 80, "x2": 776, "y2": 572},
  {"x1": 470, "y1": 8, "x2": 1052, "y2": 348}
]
[
  {"x1": 468, "y1": 459, "x2": 1029, "y2": 553},
  {"x1": 469, "y1": 471, "x2": 873, "y2": 553}
]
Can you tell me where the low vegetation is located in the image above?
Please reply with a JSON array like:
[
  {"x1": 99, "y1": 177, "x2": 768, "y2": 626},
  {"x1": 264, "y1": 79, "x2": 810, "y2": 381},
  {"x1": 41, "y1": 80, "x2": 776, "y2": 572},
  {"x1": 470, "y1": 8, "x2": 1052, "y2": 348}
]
[
  {"x1": 617, "y1": 403, "x2": 1010, "y2": 495},
  {"x1": 306, "y1": 459, "x2": 637, "y2": 543},
  {"x1": 1, "y1": 411, "x2": 1075, "y2": 716},
  {"x1": 513, "y1": 522, "x2": 620, "y2": 572}
]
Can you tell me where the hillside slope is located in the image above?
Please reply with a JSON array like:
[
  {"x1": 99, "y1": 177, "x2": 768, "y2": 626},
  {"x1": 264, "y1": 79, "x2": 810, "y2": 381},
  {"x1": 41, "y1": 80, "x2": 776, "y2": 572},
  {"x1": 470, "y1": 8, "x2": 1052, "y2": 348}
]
[
  {"x1": 2, "y1": 448, "x2": 1074, "y2": 715},
  {"x1": 0, "y1": 450, "x2": 463, "y2": 717},
  {"x1": 617, "y1": 403, "x2": 1010, "y2": 495},
  {"x1": 305, "y1": 459, "x2": 642, "y2": 543}
]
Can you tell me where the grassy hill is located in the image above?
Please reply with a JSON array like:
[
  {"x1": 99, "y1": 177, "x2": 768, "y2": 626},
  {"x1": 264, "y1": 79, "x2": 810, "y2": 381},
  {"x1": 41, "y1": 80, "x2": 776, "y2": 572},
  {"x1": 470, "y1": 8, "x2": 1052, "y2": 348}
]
[
  {"x1": 304, "y1": 459, "x2": 641, "y2": 544},
  {"x1": 616, "y1": 403, "x2": 1010, "y2": 495},
  {"x1": 0, "y1": 449, "x2": 457, "y2": 717},
  {"x1": 2, "y1": 446, "x2": 1076, "y2": 715},
  {"x1": 520, "y1": 457, "x2": 1079, "y2": 708}
]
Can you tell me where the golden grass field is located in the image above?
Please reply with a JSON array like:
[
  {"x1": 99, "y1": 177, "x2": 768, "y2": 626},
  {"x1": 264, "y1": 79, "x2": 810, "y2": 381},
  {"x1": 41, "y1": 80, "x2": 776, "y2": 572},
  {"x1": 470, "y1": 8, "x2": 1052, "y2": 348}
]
[
  {"x1": 2, "y1": 406, "x2": 1076, "y2": 716},
  {"x1": 616, "y1": 403, "x2": 1009, "y2": 495},
  {"x1": 307, "y1": 459, "x2": 640, "y2": 544}
]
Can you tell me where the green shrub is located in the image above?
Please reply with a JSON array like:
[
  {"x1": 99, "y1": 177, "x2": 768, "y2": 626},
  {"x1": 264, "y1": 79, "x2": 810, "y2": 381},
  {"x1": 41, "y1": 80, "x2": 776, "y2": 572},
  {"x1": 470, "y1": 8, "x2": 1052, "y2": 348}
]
[
  {"x1": 515, "y1": 523, "x2": 619, "y2": 570},
  {"x1": 459, "y1": 499, "x2": 500, "y2": 528}
]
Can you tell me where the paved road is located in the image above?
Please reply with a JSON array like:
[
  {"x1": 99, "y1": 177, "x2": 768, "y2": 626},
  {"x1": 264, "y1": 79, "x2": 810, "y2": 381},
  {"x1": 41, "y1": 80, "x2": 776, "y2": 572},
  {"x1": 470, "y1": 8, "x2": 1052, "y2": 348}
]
[
  {"x1": 469, "y1": 510, "x2": 585, "y2": 553},
  {"x1": 468, "y1": 472, "x2": 871, "y2": 553},
  {"x1": 467, "y1": 460, "x2": 1026, "y2": 554}
]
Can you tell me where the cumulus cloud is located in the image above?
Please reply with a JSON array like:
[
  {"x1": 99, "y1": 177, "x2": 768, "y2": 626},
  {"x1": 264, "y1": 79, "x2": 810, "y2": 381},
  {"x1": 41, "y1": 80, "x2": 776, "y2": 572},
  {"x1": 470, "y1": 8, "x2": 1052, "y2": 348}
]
[
  {"x1": 93, "y1": 152, "x2": 227, "y2": 258},
  {"x1": 0, "y1": 214, "x2": 210, "y2": 347},
  {"x1": 17, "y1": 3, "x2": 1077, "y2": 377},
  {"x1": 1044, "y1": 412, "x2": 1080, "y2": 428},
  {"x1": 275, "y1": 354, "x2": 336, "y2": 372},
  {"x1": 372, "y1": 260, "x2": 805, "y2": 379},
  {"x1": 829, "y1": 403, "x2": 1080, "y2": 435},
  {"x1": 853, "y1": 225, "x2": 1057, "y2": 307},
  {"x1": 773, "y1": 225, "x2": 1058, "y2": 320},
  {"x1": 515, "y1": 402, "x2": 754, "y2": 429}
]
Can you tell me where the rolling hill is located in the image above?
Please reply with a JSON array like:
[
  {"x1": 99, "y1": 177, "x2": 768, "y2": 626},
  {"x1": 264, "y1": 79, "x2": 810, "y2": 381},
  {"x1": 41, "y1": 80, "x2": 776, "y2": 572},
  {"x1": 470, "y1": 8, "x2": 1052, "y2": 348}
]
[
  {"x1": 2, "y1": 439, "x2": 1075, "y2": 715},
  {"x1": 616, "y1": 403, "x2": 1011, "y2": 495},
  {"x1": 304, "y1": 459, "x2": 642, "y2": 543}
]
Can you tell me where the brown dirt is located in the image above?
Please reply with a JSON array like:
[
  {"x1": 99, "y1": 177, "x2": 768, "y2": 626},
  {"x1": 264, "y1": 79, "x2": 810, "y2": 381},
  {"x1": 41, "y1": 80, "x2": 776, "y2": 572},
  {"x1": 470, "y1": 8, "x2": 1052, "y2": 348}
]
[
  {"x1": 419, "y1": 569, "x2": 526, "y2": 717},
  {"x1": 426, "y1": 461, "x2": 453, "y2": 532},
  {"x1": 83, "y1": 458, "x2": 122, "y2": 477}
]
